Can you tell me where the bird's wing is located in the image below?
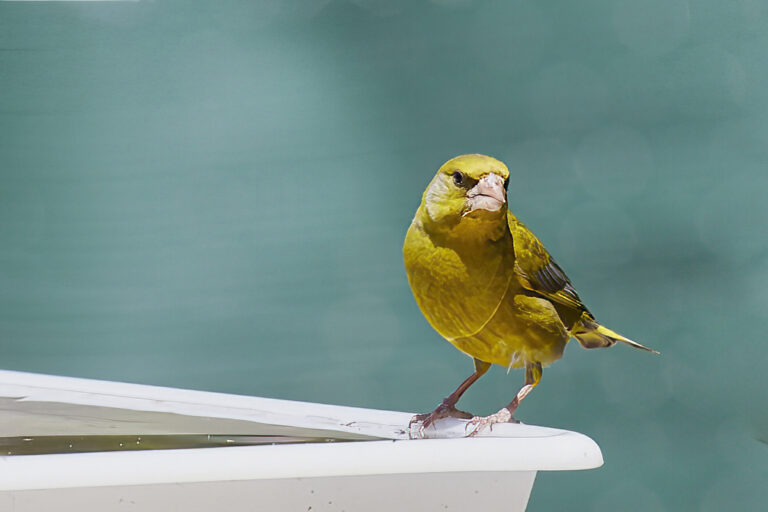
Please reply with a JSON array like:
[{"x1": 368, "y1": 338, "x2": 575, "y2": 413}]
[{"x1": 507, "y1": 212, "x2": 588, "y2": 313}]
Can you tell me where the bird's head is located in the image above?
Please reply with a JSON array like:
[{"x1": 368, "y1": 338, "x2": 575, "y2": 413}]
[{"x1": 420, "y1": 154, "x2": 509, "y2": 229}]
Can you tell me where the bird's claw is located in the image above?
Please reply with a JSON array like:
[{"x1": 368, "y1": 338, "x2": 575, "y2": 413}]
[
  {"x1": 408, "y1": 402, "x2": 473, "y2": 439},
  {"x1": 464, "y1": 407, "x2": 518, "y2": 437},
  {"x1": 407, "y1": 414, "x2": 431, "y2": 439}
]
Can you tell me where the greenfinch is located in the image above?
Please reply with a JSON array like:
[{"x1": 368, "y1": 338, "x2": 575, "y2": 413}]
[{"x1": 403, "y1": 154, "x2": 657, "y2": 436}]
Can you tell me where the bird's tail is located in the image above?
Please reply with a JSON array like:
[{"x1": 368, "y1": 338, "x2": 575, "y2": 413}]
[{"x1": 572, "y1": 312, "x2": 659, "y2": 354}]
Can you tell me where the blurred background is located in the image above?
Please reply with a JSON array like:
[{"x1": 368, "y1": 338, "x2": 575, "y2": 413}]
[{"x1": 1, "y1": 0, "x2": 766, "y2": 509}]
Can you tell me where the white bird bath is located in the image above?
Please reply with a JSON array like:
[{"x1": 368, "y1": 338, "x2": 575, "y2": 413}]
[{"x1": 0, "y1": 370, "x2": 602, "y2": 511}]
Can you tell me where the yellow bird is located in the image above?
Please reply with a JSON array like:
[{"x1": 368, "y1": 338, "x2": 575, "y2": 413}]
[{"x1": 403, "y1": 154, "x2": 657, "y2": 436}]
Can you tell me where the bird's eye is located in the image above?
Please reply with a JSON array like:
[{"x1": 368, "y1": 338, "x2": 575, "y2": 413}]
[{"x1": 451, "y1": 171, "x2": 464, "y2": 186}]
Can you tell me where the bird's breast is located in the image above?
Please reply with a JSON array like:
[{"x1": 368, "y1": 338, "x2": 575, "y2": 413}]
[{"x1": 403, "y1": 222, "x2": 517, "y2": 341}]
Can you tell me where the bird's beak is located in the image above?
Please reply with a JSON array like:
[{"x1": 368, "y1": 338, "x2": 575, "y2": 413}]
[{"x1": 465, "y1": 173, "x2": 506, "y2": 215}]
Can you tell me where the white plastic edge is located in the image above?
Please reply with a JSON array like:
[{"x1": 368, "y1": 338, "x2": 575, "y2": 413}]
[{"x1": 0, "y1": 435, "x2": 603, "y2": 491}]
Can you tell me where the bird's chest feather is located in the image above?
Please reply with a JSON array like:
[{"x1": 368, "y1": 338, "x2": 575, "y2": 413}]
[{"x1": 404, "y1": 223, "x2": 516, "y2": 341}]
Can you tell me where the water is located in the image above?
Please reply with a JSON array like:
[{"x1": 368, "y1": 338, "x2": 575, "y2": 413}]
[{"x1": 1, "y1": 435, "x2": 354, "y2": 456}]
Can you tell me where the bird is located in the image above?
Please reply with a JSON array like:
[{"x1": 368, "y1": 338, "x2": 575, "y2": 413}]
[{"x1": 403, "y1": 154, "x2": 657, "y2": 437}]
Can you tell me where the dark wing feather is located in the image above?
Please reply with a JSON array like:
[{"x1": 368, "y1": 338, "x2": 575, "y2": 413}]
[{"x1": 508, "y1": 212, "x2": 589, "y2": 314}]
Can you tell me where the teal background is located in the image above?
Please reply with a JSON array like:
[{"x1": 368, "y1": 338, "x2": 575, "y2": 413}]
[{"x1": 1, "y1": 1, "x2": 767, "y2": 509}]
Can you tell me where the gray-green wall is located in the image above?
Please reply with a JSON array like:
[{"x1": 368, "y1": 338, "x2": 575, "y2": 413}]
[{"x1": 2, "y1": 1, "x2": 766, "y2": 510}]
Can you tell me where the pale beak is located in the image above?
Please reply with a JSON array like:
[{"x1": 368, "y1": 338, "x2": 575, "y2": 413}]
[{"x1": 466, "y1": 173, "x2": 506, "y2": 214}]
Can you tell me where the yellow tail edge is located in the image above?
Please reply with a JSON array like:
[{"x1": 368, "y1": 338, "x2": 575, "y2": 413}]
[{"x1": 595, "y1": 325, "x2": 660, "y2": 354}]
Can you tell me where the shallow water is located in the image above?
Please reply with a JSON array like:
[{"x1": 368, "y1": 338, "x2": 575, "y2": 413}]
[{"x1": 1, "y1": 434, "x2": 355, "y2": 456}]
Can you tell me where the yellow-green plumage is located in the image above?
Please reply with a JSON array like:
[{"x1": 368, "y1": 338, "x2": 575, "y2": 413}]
[{"x1": 404, "y1": 154, "x2": 656, "y2": 433}]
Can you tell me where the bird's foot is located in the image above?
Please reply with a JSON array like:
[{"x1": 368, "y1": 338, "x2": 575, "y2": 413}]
[
  {"x1": 465, "y1": 407, "x2": 519, "y2": 437},
  {"x1": 408, "y1": 402, "x2": 473, "y2": 439}
]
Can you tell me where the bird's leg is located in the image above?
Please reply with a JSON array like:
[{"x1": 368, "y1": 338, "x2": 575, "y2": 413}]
[
  {"x1": 409, "y1": 359, "x2": 490, "y2": 437},
  {"x1": 466, "y1": 361, "x2": 542, "y2": 437}
]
